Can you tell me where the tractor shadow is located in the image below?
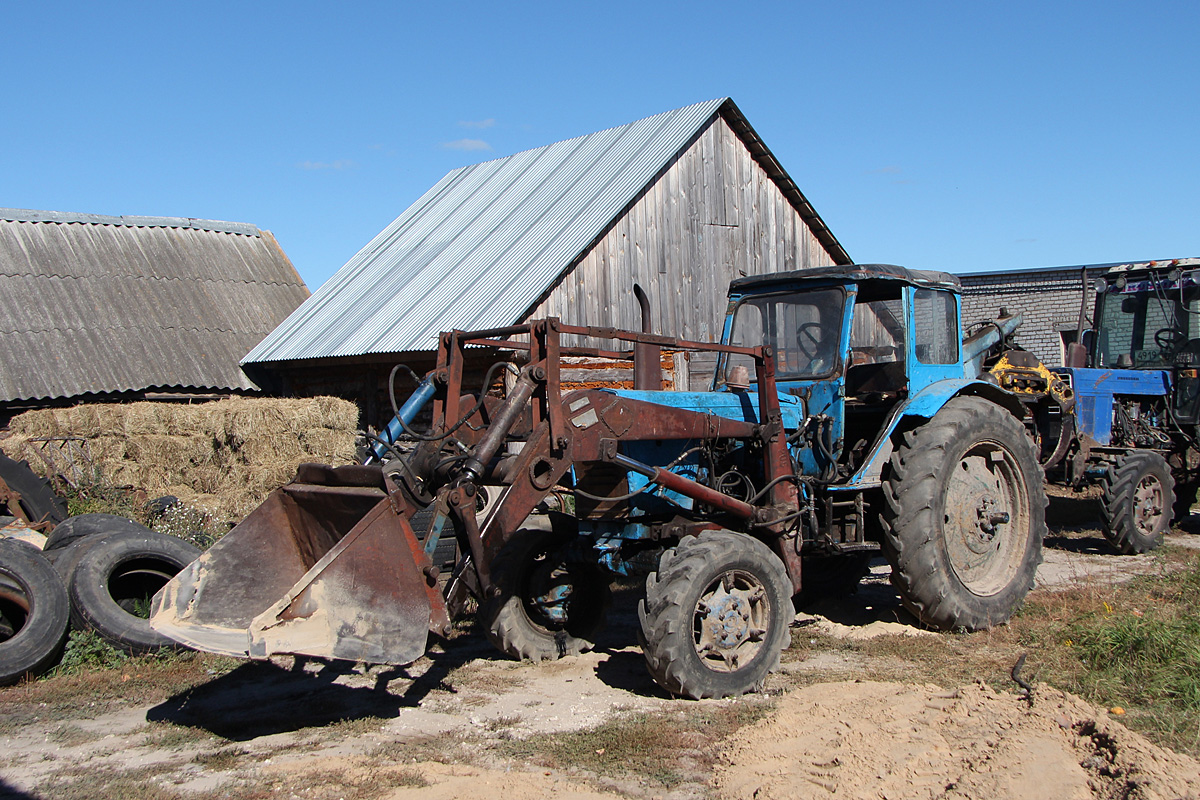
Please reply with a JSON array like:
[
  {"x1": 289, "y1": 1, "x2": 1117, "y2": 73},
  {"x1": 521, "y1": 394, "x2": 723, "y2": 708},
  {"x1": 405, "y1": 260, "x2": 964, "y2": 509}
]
[
  {"x1": 1044, "y1": 489, "x2": 1122, "y2": 554},
  {"x1": 145, "y1": 635, "x2": 498, "y2": 741},
  {"x1": 590, "y1": 583, "x2": 674, "y2": 697}
]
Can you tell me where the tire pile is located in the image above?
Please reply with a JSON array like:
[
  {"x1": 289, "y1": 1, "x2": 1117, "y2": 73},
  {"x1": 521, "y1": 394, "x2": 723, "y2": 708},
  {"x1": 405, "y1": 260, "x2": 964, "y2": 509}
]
[{"x1": 0, "y1": 456, "x2": 200, "y2": 685}]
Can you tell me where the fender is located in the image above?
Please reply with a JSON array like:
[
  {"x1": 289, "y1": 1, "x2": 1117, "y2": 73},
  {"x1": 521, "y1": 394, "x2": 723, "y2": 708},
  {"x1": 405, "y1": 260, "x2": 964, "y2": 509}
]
[{"x1": 834, "y1": 379, "x2": 1026, "y2": 491}]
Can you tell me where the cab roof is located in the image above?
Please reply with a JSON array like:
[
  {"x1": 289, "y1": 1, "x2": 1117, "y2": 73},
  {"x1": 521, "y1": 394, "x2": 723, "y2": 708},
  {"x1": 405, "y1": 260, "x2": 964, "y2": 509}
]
[{"x1": 729, "y1": 264, "x2": 960, "y2": 294}]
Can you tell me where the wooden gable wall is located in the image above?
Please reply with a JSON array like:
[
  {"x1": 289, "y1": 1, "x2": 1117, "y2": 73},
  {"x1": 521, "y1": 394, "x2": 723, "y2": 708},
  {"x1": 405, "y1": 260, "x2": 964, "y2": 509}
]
[{"x1": 521, "y1": 115, "x2": 839, "y2": 349}]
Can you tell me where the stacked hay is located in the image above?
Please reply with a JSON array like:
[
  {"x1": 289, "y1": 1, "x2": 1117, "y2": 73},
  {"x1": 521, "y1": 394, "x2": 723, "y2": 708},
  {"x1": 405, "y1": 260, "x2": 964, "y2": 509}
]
[{"x1": 1, "y1": 397, "x2": 359, "y2": 525}]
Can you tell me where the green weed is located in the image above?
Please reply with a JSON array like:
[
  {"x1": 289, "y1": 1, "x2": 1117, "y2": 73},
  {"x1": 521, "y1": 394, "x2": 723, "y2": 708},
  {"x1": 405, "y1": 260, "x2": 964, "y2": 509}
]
[{"x1": 54, "y1": 630, "x2": 128, "y2": 674}]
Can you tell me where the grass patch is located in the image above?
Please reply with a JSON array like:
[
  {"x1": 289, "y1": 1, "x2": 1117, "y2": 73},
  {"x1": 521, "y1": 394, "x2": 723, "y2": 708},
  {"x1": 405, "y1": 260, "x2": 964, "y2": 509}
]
[
  {"x1": 36, "y1": 764, "x2": 184, "y2": 800},
  {"x1": 63, "y1": 475, "x2": 150, "y2": 524},
  {"x1": 139, "y1": 721, "x2": 218, "y2": 749},
  {"x1": 369, "y1": 729, "x2": 479, "y2": 765},
  {"x1": 192, "y1": 746, "x2": 250, "y2": 772},
  {"x1": 49, "y1": 723, "x2": 104, "y2": 747},
  {"x1": 790, "y1": 545, "x2": 1200, "y2": 756},
  {"x1": 441, "y1": 659, "x2": 530, "y2": 696},
  {"x1": 499, "y1": 701, "x2": 773, "y2": 788},
  {"x1": 1014, "y1": 549, "x2": 1200, "y2": 752},
  {"x1": 0, "y1": 651, "x2": 241, "y2": 736},
  {"x1": 241, "y1": 765, "x2": 428, "y2": 800}
]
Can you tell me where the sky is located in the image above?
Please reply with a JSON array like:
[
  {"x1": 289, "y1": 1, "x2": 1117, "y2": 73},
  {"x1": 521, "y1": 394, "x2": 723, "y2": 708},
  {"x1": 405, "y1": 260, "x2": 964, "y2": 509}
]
[{"x1": 2, "y1": 1, "x2": 1196, "y2": 291}]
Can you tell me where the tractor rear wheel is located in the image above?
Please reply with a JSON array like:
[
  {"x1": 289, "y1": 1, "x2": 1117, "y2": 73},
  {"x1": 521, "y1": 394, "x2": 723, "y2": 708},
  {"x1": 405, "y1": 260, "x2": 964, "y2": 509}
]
[
  {"x1": 1101, "y1": 451, "x2": 1173, "y2": 554},
  {"x1": 881, "y1": 396, "x2": 1046, "y2": 630},
  {"x1": 480, "y1": 526, "x2": 610, "y2": 662},
  {"x1": 639, "y1": 530, "x2": 792, "y2": 699}
]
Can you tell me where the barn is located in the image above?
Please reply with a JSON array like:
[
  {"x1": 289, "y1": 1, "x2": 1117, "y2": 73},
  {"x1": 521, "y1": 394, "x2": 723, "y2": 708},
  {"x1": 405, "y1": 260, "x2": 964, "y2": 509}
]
[
  {"x1": 243, "y1": 97, "x2": 851, "y2": 427},
  {"x1": 0, "y1": 208, "x2": 310, "y2": 420}
]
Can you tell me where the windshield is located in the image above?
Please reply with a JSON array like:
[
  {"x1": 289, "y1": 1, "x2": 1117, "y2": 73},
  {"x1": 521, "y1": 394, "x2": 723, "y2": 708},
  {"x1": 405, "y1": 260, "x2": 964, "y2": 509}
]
[
  {"x1": 1094, "y1": 277, "x2": 1200, "y2": 368},
  {"x1": 726, "y1": 288, "x2": 845, "y2": 380}
]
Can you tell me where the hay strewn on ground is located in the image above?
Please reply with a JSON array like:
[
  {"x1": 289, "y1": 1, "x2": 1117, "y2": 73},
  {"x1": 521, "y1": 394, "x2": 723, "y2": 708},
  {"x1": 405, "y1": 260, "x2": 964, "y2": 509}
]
[{"x1": 1, "y1": 397, "x2": 359, "y2": 525}]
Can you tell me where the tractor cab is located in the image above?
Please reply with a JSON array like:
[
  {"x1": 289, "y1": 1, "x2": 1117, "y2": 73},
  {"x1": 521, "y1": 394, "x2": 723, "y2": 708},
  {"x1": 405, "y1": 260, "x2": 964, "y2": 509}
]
[
  {"x1": 718, "y1": 264, "x2": 964, "y2": 478},
  {"x1": 1091, "y1": 258, "x2": 1200, "y2": 371}
]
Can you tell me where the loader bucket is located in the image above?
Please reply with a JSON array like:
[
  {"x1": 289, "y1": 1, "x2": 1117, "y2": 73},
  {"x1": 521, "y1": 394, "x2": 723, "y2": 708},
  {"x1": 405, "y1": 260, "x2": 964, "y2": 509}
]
[{"x1": 150, "y1": 464, "x2": 443, "y2": 665}]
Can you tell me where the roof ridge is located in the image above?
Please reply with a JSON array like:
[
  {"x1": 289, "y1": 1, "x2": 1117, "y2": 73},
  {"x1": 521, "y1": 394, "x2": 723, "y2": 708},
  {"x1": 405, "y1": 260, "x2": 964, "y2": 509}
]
[
  {"x1": 1, "y1": 325, "x2": 263, "y2": 335},
  {"x1": 448, "y1": 98, "x2": 730, "y2": 171},
  {"x1": 0, "y1": 270, "x2": 304, "y2": 286},
  {"x1": 0, "y1": 208, "x2": 262, "y2": 237}
]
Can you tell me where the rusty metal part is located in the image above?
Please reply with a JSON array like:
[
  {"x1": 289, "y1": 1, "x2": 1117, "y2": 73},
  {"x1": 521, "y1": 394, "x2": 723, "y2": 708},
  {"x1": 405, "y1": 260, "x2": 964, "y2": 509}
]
[
  {"x1": 606, "y1": 450, "x2": 759, "y2": 519},
  {"x1": 633, "y1": 284, "x2": 663, "y2": 391},
  {"x1": 150, "y1": 464, "x2": 449, "y2": 664},
  {"x1": 0, "y1": 476, "x2": 28, "y2": 525}
]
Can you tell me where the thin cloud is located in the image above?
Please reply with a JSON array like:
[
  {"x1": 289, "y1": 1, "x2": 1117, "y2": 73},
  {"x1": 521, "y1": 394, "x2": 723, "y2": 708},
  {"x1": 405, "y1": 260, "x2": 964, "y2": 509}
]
[
  {"x1": 867, "y1": 166, "x2": 903, "y2": 175},
  {"x1": 298, "y1": 159, "x2": 356, "y2": 170},
  {"x1": 458, "y1": 118, "x2": 496, "y2": 129},
  {"x1": 442, "y1": 138, "x2": 493, "y2": 152}
]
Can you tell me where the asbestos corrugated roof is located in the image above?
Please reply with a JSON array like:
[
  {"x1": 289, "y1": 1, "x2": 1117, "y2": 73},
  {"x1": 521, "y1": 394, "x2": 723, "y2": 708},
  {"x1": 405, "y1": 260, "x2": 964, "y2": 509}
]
[
  {"x1": 0, "y1": 208, "x2": 310, "y2": 403},
  {"x1": 244, "y1": 98, "x2": 848, "y2": 364}
]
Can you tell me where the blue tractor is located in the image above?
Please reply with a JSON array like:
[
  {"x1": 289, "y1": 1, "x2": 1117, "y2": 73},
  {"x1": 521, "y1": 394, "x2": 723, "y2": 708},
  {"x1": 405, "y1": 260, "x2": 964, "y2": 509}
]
[
  {"x1": 152, "y1": 264, "x2": 1046, "y2": 699},
  {"x1": 996, "y1": 258, "x2": 1200, "y2": 554}
]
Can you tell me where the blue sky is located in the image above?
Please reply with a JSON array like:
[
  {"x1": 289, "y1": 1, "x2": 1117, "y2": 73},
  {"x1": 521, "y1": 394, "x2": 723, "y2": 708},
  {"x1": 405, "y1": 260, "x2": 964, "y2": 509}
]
[{"x1": 3, "y1": 1, "x2": 1196, "y2": 290}]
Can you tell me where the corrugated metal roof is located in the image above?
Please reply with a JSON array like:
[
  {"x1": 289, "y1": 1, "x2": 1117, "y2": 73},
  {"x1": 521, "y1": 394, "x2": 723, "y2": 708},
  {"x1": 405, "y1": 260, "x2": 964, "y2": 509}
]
[
  {"x1": 0, "y1": 210, "x2": 310, "y2": 403},
  {"x1": 245, "y1": 98, "x2": 848, "y2": 364}
]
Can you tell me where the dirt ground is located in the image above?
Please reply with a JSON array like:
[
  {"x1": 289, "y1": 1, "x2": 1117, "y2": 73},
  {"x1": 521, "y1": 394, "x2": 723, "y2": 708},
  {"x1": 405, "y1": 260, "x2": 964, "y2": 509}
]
[{"x1": 3, "y1": 505, "x2": 1200, "y2": 799}]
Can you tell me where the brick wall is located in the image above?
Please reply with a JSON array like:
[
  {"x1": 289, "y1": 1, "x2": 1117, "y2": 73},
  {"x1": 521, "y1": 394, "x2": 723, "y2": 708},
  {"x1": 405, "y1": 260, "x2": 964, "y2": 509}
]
[{"x1": 959, "y1": 267, "x2": 1107, "y2": 367}]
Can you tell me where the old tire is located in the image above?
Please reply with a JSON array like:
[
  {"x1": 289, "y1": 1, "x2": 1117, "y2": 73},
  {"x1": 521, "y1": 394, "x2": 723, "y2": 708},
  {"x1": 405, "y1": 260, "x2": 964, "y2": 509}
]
[
  {"x1": 881, "y1": 396, "x2": 1046, "y2": 631},
  {"x1": 0, "y1": 538, "x2": 69, "y2": 684},
  {"x1": 67, "y1": 531, "x2": 200, "y2": 654},
  {"x1": 639, "y1": 530, "x2": 792, "y2": 699},
  {"x1": 1100, "y1": 451, "x2": 1173, "y2": 554},
  {"x1": 480, "y1": 527, "x2": 610, "y2": 661},
  {"x1": 43, "y1": 513, "x2": 153, "y2": 552},
  {"x1": 0, "y1": 454, "x2": 67, "y2": 528}
]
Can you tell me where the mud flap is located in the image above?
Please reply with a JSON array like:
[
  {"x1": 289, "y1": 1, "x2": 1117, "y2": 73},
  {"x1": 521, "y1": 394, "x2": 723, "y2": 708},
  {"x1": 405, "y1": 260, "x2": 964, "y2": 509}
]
[{"x1": 150, "y1": 466, "x2": 446, "y2": 665}]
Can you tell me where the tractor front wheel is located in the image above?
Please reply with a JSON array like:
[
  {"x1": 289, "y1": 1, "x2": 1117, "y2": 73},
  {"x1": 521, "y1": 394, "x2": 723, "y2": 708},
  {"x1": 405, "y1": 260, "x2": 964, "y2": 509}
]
[
  {"x1": 882, "y1": 396, "x2": 1046, "y2": 630},
  {"x1": 639, "y1": 530, "x2": 792, "y2": 699},
  {"x1": 1101, "y1": 451, "x2": 1173, "y2": 554}
]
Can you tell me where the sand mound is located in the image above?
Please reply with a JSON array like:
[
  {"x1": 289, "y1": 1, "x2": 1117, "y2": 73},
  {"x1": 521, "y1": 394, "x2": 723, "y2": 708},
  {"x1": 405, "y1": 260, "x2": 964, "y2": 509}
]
[
  {"x1": 1, "y1": 397, "x2": 359, "y2": 525},
  {"x1": 714, "y1": 680, "x2": 1200, "y2": 800}
]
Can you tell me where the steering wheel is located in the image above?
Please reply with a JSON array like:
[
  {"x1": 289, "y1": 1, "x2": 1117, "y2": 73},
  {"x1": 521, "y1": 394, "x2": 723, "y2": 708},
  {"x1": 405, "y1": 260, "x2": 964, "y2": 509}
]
[
  {"x1": 1154, "y1": 327, "x2": 1187, "y2": 351},
  {"x1": 795, "y1": 322, "x2": 826, "y2": 361}
]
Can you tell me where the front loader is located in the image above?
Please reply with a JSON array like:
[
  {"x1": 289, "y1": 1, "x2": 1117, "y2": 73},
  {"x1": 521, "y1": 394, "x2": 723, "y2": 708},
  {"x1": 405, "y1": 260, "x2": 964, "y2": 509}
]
[{"x1": 152, "y1": 264, "x2": 1047, "y2": 699}]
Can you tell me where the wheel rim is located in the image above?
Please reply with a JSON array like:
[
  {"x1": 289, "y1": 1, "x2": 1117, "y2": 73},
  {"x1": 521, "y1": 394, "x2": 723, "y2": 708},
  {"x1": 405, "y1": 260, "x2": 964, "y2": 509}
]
[
  {"x1": 1134, "y1": 473, "x2": 1165, "y2": 536},
  {"x1": 692, "y1": 569, "x2": 771, "y2": 673},
  {"x1": 943, "y1": 440, "x2": 1030, "y2": 596}
]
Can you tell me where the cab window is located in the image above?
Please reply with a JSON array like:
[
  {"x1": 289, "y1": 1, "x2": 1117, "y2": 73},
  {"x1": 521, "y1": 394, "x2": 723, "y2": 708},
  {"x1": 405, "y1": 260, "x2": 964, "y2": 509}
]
[{"x1": 726, "y1": 289, "x2": 845, "y2": 380}]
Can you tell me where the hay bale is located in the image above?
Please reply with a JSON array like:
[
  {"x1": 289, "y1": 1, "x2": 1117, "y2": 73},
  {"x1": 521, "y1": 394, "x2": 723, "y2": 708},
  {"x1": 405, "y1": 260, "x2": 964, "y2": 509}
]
[
  {"x1": 186, "y1": 466, "x2": 226, "y2": 495},
  {"x1": 124, "y1": 435, "x2": 214, "y2": 468},
  {"x1": 299, "y1": 429, "x2": 358, "y2": 463},
  {"x1": 4, "y1": 396, "x2": 361, "y2": 527},
  {"x1": 0, "y1": 434, "x2": 33, "y2": 463}
]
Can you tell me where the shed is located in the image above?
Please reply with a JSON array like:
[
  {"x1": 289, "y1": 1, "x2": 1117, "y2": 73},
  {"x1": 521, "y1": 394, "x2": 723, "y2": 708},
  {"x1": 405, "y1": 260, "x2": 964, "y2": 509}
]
[
  {"x1": 244, "y1": 98, "x2": 850, "y2": 424},
  {"x1": 0, "y1": 209, "x2": 309, "y2": 415},
  {"x1": 959, "y1": 263, "x2": 1119, "y2": 367}
]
